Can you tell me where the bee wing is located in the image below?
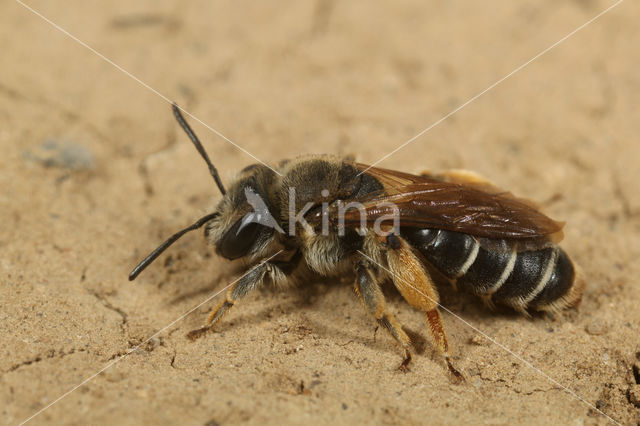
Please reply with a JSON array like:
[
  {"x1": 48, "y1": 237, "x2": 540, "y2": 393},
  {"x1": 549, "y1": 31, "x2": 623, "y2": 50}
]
[{"x1": 332, "y1": 164, "x2": 565, "y2": 248}]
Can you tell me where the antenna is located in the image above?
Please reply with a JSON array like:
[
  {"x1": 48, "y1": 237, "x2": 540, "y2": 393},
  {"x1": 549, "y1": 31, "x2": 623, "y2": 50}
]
[
  {"x1": 172, "y1": 103, "x2": 226, "y2": 195},
  {"x1": 129, "y1": 212, "x2": 219, "y2": 281},
  {"x1": 129, "y1": 103, "x2": 227, "y2": 280}
]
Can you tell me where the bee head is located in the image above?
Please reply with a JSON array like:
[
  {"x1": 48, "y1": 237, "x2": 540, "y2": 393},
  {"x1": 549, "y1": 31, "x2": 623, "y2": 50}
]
[
  {"x1": 204, "y1": 165, "x2": 281, "y2": 260},
  {"x1": 128, "y1": 105, "x2": 281, "y2": 281}
]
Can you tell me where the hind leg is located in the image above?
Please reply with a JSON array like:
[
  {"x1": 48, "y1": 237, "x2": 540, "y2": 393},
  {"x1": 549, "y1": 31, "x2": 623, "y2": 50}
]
[
  {"x1": 383, "y1": 234, "x2": 463, "y2": 379},
  {"x1": 354, "y1": 259, "x2": 413, "y2": 370}
]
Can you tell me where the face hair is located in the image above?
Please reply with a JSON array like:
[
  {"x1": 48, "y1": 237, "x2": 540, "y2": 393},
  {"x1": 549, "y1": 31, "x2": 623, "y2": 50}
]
[
  {"x1": 129, "y1": 212, "x2": 220, "y2": 281},
  {"x1": 172, "y1": 102, "x2": 226, "y2": 195}
]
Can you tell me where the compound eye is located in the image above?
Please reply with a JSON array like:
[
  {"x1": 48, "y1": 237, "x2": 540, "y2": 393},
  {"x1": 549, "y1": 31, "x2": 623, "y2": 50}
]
[{"x1": 218, "y1": 213, "x2": 262, "y2": 259}]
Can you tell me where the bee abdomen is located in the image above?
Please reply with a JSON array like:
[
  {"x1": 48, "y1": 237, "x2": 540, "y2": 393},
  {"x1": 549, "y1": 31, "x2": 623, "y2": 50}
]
[{"x1": 401, "y1": 228, "x2": 582, "y2": 312}]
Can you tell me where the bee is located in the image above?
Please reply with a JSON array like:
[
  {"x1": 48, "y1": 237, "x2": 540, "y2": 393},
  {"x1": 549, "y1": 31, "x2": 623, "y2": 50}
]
[{"x1": 129, "y1": 104, "x2": 585, "y2": 377}]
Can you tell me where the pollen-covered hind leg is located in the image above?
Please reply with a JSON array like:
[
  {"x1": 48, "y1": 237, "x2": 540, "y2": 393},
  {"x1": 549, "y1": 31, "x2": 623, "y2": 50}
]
[
  {"x1": 384, "y1": 234, "x2": 463, "y2": 380},
  {"x1": 187, "y1": 262, "x2": 270, "y2": 340},
  {"x1": 354, "y1": 260, "x2": 412, "y2": 370}
]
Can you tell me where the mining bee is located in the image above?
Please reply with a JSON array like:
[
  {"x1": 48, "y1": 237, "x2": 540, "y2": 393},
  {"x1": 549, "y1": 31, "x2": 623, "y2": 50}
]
[{"x1": 129, "y1": 104, "x2": 585, "y2": 377}]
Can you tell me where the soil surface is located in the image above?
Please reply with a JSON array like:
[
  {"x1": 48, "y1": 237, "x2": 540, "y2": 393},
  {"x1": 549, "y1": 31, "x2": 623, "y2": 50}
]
[{"x1": 2, "y1": 1, "x2": 639, "y2": 425}]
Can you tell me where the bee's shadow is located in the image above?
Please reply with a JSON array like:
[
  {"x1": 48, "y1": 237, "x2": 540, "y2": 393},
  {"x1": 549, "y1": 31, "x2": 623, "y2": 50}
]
[
  {"x1": 166, "y1": 264, "x2": 546, "y2": 359},
  {"x1": 169, "y1": 273, "x2": 412, "y2": 357}
]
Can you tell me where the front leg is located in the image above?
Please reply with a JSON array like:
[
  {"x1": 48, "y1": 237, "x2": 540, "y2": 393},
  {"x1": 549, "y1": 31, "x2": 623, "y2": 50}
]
[
  {"x1": 187, "y1": 261, "x2": 284, "y2": 340},
  {"x1": 354, "y1": 259, "x2": 413, "y2": 371}
]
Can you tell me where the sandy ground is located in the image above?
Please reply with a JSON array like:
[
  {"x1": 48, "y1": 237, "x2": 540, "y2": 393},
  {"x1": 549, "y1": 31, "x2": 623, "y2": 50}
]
[{"x1": 1, "y1": 0, "x2": 639, "y2": 424}]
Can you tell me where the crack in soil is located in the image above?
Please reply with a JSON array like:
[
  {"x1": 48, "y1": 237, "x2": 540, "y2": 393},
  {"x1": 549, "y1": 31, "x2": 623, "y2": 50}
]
[
  {"x1": 4, "y1": 348, "x2": 87, "y2": 375},
  {"x1": 136, "y1": 133, "x2": 178, "y2": 197},
  {"x1": 477, "y1": 375, "x2": 557, "y2": 396},
  {"x1": 87, "y1": 289, "x2": 129, "y2": 331}
]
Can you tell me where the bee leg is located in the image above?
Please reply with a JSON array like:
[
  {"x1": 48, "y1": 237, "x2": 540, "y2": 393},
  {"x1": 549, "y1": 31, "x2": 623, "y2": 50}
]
[
  {"x1": 424, "y1": 308, "x2": 463, "y2": 380},
  {"x1": 187, "y1": 262, "x2": 271, "y2": 340},
  {"x1": 384, "y1": 234, "x2": 463, "y2": 381},
  {"x1": 354, "y1": 260, "x2": 413, "y2": 371}
]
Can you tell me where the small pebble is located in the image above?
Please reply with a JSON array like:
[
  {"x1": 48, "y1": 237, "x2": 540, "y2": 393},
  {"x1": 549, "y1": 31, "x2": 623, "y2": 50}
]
[
  {"x1": 470, "y1": 335, "x2": 486, "y2": 346},
  {"x1": 25, "y1": 139, "x2": 95, "y2": 170},
  {"x1": 585, "y1": 320, "x2": 607, "y2": 336}
]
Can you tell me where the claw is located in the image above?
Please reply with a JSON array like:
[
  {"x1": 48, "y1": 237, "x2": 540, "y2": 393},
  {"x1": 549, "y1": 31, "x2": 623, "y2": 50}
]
[{"x1": 398, "y1": 350, "x2": 412, "y2": 372}]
